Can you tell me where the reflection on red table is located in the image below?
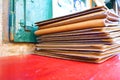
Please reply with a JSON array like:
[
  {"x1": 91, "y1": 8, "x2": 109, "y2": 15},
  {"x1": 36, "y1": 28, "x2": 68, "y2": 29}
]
[{"x1": 0, "y1": 54, "x2": 120, "y2": 80}]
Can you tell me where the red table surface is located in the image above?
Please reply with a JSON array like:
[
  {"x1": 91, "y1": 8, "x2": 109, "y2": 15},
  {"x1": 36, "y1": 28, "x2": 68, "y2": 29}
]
[{"x1": 0, "y1": 54, "x2": 120, "y2": 80}]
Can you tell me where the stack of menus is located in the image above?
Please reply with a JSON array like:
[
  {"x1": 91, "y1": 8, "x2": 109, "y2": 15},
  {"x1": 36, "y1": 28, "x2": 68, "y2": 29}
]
[{"x1": 34, "y1": 6, "x2": 120, "y2": 63}]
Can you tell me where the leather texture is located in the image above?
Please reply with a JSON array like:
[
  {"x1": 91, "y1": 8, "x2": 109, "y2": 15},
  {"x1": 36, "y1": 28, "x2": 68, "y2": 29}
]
[
  {"x1": 35, "y1": 6, "x2": 120, "y2": 63},
  {"x1": 35, "y1": 6, "x2": 119, "y2": 36}
]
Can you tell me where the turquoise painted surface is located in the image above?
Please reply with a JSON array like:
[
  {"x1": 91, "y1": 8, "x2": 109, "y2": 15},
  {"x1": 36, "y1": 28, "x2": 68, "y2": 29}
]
[
  {"x1": 105, "y1": 0, "x2": 115, "y2": 9},
  {"x1": 9, "y1": 0, "x2": 15, "y2": 39},
  {"x1": 10, "y1": 0, "x2": 52, "y2": 42}
]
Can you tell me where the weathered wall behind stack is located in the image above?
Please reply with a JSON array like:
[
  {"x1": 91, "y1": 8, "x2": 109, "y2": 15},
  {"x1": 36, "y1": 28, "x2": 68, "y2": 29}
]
[
  {"x1": 0, "y1": 0, "x2": 2, "y2": 44},
  {"x1": 0, "y1": 43, "x2": 35, "y2": 56},
  {"x1": 0, "y1": 1, "x2": 35, "y2": 56}
]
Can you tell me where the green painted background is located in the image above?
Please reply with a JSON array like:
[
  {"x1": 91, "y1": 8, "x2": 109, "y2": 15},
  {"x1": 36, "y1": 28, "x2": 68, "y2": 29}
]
[{"x1": 10, "y1": 0, "x2": 52, "y2": 42}]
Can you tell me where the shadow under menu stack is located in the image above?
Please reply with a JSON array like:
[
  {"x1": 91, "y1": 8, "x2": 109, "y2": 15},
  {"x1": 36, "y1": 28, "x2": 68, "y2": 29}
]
[{"x1": 34, "y1": 6, "x2": 120, "y2": 63}]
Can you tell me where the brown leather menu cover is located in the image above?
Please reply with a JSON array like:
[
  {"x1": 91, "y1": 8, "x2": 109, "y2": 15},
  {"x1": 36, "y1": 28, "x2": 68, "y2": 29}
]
[
  {"x1": 35, "y1": 6, "x2": 119, "y2": 36},
  {"x1": 35, "y1": 44, "x2": 119, "y2": 52},
  {"x1": 39, "y1": 31, "x2": 120, "y2": 42},
  {"x1": 37, "y1": 11, "x2": 119, "y2": 29},
  {"x1": 35, "y1": 17, "x2": 119, "y2": 36},
  {"x1": 36, "y1": 43, "x2": 106, "y2": 49},
  {"x1": 40, "y1": 26, "x2": 120, "y2": 38},
  {"x1": 35, "y1": 46, "x2": 120, "y2": 58},
  {"x1": 34, "y1": 51, "x2": 114, "y2": 63},
  {"x1": 35, "y1": 6, "x2": 107, "y2": 26},
  {"x1": 35, "y1": 19, "x2": 105, "y2": 36},
  {"x1": 39, "y1": 37, "x2": 120, "y2": 45},
  {"x1": 38, "y1": 11, "x2": 106, "y2": 29},
  {"x1": 35, "y1": 47, "x2": 120, "y2": 63}
]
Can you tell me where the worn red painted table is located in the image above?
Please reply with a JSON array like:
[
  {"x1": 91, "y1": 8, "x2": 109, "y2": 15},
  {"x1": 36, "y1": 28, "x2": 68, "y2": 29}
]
[{"x1": 0, "y1": 54, "x2": 120, "y2": 80}]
